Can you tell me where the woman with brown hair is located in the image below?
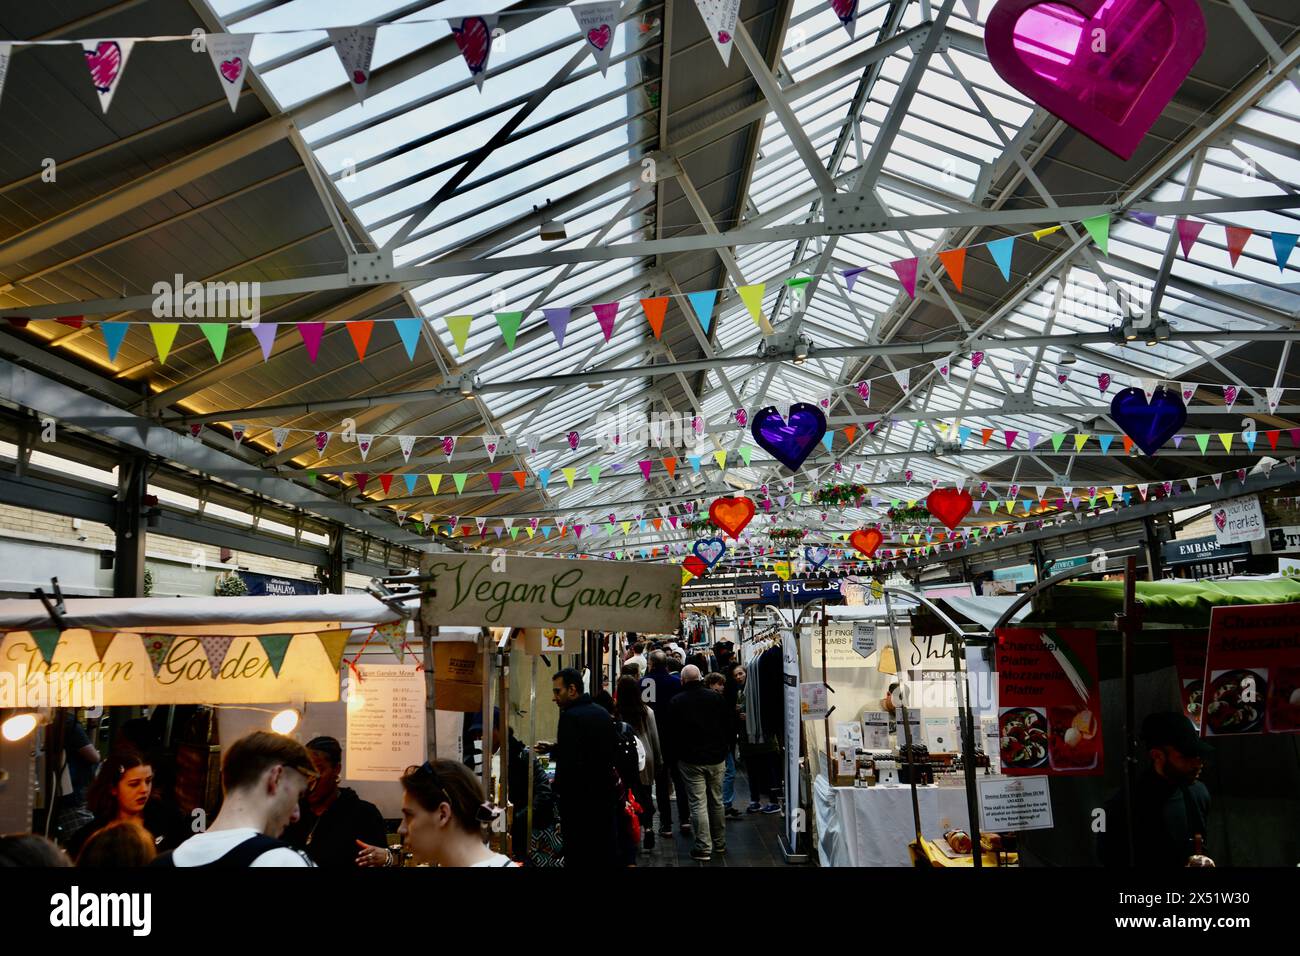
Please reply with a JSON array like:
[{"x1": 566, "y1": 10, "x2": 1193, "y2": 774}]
[
  {"x1": 66, "y1": 751, "x2": 178, "y2": 860},
  {"x1": 76, "y1": 820, "x2": 157, "y2": 867},
  {"x1": 391, "y1": 759, "x2": 516, "y2": 867}
]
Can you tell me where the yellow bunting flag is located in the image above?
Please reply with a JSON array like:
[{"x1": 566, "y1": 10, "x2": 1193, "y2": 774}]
[
  {"x1": 563, "y1": 467, "x2": 577, "y2": 488},
  {"x1": 714, "y1": 450, "x2": 727, "y2": 470},
  {"x1": 427, "y1": 474, "x2": 443, "y2": 494},
  {"x1": 737, "y1": 284, "x2": 770, "y2": 332},
  {"x1": 316, "y1": 630, "x2": 350, "y2": 670},
  {"x1": 150, "y1": 323, "x2": 180, "y2": 364},
  {"x1": 1074, "y1": 433, "x2": 1090, "y2": 452},
  {"x1": 1219, "y1": 433, "x2": 1234, "y2": 452},
  {"x1": 445, "y1": 314, "x2": 472, "y2": 354}
]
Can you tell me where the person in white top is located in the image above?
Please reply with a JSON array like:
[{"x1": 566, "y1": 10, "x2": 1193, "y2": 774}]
[
  {"x1": 397, "y1": 758, "x2": 516, "y2": 867},
  {"x1": 624, "y1": 640, "x2": 648, "y2": 678},
  {"x1": 163, "y1": 731, "x2": 316, "y2": 867}
]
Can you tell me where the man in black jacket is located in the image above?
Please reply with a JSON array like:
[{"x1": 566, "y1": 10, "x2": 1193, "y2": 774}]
[
  {"x1": 536, "y1": 667, "x2": 619, "y2": 867},
  {"x1": 667, "y1": 665, "x2": 732, "y2": 861},
  {"x1": 282, "y1": 736, "x2": 388, "y2": 868}
]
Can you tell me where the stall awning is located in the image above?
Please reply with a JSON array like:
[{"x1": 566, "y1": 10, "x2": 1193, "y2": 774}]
[
  {"x1": 1026, "y1": 579, "x2": 1300, "y2": 627},
  {"x1": 0, "y1": 594, "x2": 404, "y2": 631}
]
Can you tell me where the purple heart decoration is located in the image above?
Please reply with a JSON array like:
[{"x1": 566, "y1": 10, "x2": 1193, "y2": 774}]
[
  {"x1": 805, "y1": 545, "x2": 831, "y2": 570},
  {"x1": 694, "y1": 537, "x2": 726, "y2": 568},
  {"x1": 1110, "y1": 386, "x2": 1187, "y2": 456},
  {"x1": 750, "y1": 402, "x2": 827, "y2": 472}
]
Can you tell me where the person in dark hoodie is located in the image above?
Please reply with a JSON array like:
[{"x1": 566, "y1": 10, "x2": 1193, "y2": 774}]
[
  {"x1": 282, "y1": 736, "x2": 388, "y2": 868},
  {"x1": 667, "y1": 665, "x2": 733, "y2": 861}
]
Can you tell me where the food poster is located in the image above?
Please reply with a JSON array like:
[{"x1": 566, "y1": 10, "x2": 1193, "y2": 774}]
[
  {"x1": 1203, "y1": 603, "x2": 1300, "y2": 737},
  {"x1": 1171, "y1": 633, "x2": 1209, "y2": 730},
  {"x1": 995, "y1": 628, "x2": 1103, "y2": 776}
]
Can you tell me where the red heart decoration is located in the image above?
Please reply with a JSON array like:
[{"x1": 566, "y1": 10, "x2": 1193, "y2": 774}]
[
  {"x1": 984, "y1": 0, "x2": 1205, "y2": 160},
  {"x1": 710, "y1": 496, "x2": 755, "y2": 540},
  {"x1": 683, "y1": 555, "x2": 708, "y2": 578},
  {"x1": 926, "y1": 488, "x2": 973, "y2": 530},
  {"x1": 453, "y1": 17, "x2": 491, "y2": 74},
  {"x1": 849, "y1": 529, "x2": 883, "y2": 558}
]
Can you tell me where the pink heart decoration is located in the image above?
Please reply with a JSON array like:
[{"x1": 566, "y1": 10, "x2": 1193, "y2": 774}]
[
  {"x1": 220, "y1": 57, "x2": 243, "y2": 84},
  {"x1": 587, "y1": 24, "x2": 611, "y2": 50},
  {"x1": 567, "y1": 431, "x2": 580, "y2": 451},
  {"x1": 692, "y1": 416, "x2": 704, "y2": 434},
  {"x1": 984, "y1": 0, "x2": 1206, "y2": 160},
  {"x1": 1098, "y1": 372, "x2": 1111, "y2": 393},
  {"x1": 1223, "y1": 385, "x2": 1238, "y2": 407},
  {"x1": 904, "y1": 470, "x2": 914, "y2": 483},
  {"x1": 735, "y1": 409, "x2": 748, "y2": 427},
  {"x1": 830, "y1": 0, "x2": 857, "y2": 22},
  {"x1": 442, "y1": 436, "x2": 455, "y2": 457},
  {"x1": 1213, "y1": 509, "x2": 1227, "y2": 533},
  {"x1": 353, "y1": 69, "x2": 367, "y2": 83},
  {"x1": 1057, "y1": 372, "x2": 1068, "y2": 385},
  {"x1": 856, "y1": 381, "x2": 870, "y2": 400},
  {"x1": 84, "y1": 41, "x2": 123, "y2": 92},
  {"x1": 359, "y1": 439, "x2": 370, "y2": 455},
  {"x1": 1009, "y1": 483, "x2": 1020, "y2": 498},
  {"x1": 453, "y1": 16, "x2": 491, "y2": 74},
  {"x1": 1237, "y1": 468, "x2": 1247, "y2": 482},
  {"x1": 971, "y1": 351, "x2": 984, "y2": 369},
  {"x1": 717, "y1": 30, "x2": 731, "y2": 43},
  {"x1": 979, "y1": 481, "x2": 989, "y2": 496}
]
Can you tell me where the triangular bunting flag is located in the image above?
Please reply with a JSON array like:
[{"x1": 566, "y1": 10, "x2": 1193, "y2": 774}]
[
  {"x1": 452, "y1": 473, "x2": 468, "y2": 494},
  {"x1": 394, "y1": 318, "x2": 422, "y2": 360},
  {"x1": 199, "y1": 635, "x2": 235, "y2": 678},
  {"x1": 445, "y1": 314, "x2": 472, "y2": 355},
  {"x1": 1273, "y1": 232, "x2": 1299, "y2": 272},
  {"x1": 149, "y1": 323, "x2": 180, "y2": 364},
  {"x1": 297, "y1": 322, "x2": 325, "y2": 362},
  {"x1": 640, "y1": 297, "x2": 668, "y2": 338},
  {"x1": 544, "y1": 307, "x2": 570, "y2": 347},
  {"x1": 399, "y1": 434, "x2": 416, "y2": 463},
  {"x1": 685, "y1": 290, "x2": 718, "y2": 334},
  {"x1": 987, "y1": 236, "x2": 1015, "y2": 281},
  {"x1": 737, "y1": 284, "x2": 767, "y2": 329},
  {"x1": 199, "y1": 323, "x2": 229, "y2": 362},
  {"x1": 345, "y1": 320, "x2": 374, "y2": 361},
  {"x1": 890, "y1": 258, "x2": 919, "y2": 298},
  {"x1": 207, "y1": 34, "x2": 254, "y2": 112},
  {"x1": 693, "y1": 0, "x2": 741, "y2": 66},
  {"x1": 1176, "y1": 218, "x2": 1205, "y2": 259},
  {"x1": 593, "y1": 301, "x2": 619, "y2": 341},
  {"x1": 495, "y1": 312, "x2": 523, "y2": 350},
  {"x1": 101, "y1": 322, "x2": 129, "y2": 363},
  {"x1": 327, "y1": 26, "x2": 377, "y2": 102},
  {"x1": 451, "y1": 15, "x2": 497, "y2": 89},
  {"x1": 1081, "y1": 214, "x2": 1110, "y2": 256},
  {"x1": 30, "y1": 628, "x2": 61, "y2": 665},
  {"x1": 82, "y1": 39, "x2": 135, "y2": 113},
  {"x1": 142, "y1": 634, "x2": 177, "y2": 677},
  {"x1": 317, "y1": 631, "x2": 349, "y2": 671},
  {"x1": 427, "y1": 474, "x2": 443, "y2": 494},
  {"x1": 1225, "y1": 225, "x2": 1252, "y2": 266},
  {"x1": 90, "y1": 630, "x2": 116, "y2": 663},
  {"x1": 251, "y1": 323, "x2": 277, "y2": 361}
]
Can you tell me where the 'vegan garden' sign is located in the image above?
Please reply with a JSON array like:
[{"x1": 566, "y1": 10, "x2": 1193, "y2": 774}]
[{"x1": 421, "y1": 553, "x2": 681, "y2": 633}]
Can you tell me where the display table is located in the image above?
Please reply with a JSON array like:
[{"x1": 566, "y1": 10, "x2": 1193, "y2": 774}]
[{"x1": 814, "y1": 776, "x2": 977, "y2": 867}]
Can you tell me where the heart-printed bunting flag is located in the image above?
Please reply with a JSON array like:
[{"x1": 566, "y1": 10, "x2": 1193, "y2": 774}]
[
  {"x1": 450, "y1": 16, "x2": 496, "y2": 89},
  {"x1": 694, "y1": 0, "x2": 742, "y2": 66},
  {"x1": 82, "y1": 39, "x2": 134, "y2": 113},
  {"x1": 694, "y1": 538, "x2": 727, "y2": 568},
  {"x1": 984, "y1": 0, "x2": 1206, "y2": 160},
  {"x1": 327, "y1": 25, "x2": 378, "y2": 101},
  {"x1": 207, "y1": 34, "x2": 255, "y2": 112},
  {"x1": 710, "y1": 496, "x2": 756, "y2": 539},
  {"x1": 571, "y1": 1, "x2": 622, "y2": 75},
  {"x1": 750, "y1": 403, "x2": 827, "y2": 472},
  {"x1": 1110, "y1": 386, "x2": 1187, "y2": 456},
  {"x1": 849, "y1": 528, "x2": 884, "y2": 557},
  {"x1": 1098, "y1": 372, "x2": 1111, "y2": 394},
  {"x1": 1213, "y1": 508, "x2": 1227, "y2": 533},
  {"x1": 805, "y1": 545, "x2": 831, "y2": 570},
  {"x1": 926, "y1": 488, "x2": 974, "y2": 530}
]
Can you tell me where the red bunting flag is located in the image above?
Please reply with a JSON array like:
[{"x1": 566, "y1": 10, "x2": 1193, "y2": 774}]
[
  {"x1": 937, "y1": 248, "x2": 966, "y2": 292},
  {"x1": 640, "y1": 297, "x2": 668, "y2": 339},
  {"x1": 355, "y1": 473, "x2": 369, "y2": 493},
  {"x1": 346, "y1": 320, "x2": 374, "y2": 360},
  {"x1": 378, "y1": 474, "x2": 393, "y2": 494},
  {"x1": 1225, "y1": 225, "x2": 1252, "y2": 267}
]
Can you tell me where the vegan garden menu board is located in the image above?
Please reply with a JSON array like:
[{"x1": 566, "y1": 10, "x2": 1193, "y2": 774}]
[
  {"x1": 1202, "y1": 602, "x2": 1300, "y2": 737},
  {"x1": 995, "y1": 628, "x2": 1103, "y2": 776}
]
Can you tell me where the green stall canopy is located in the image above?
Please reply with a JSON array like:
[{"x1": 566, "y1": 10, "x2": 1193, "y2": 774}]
[{"x1": 1026, "y1": 579, "x2": 1300, "y2": 629}]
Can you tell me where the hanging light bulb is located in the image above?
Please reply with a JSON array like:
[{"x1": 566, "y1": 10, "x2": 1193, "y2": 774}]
[
  {"x1": 270, "y1": 709, "x2": 300, "y2": 735},
  {"x1": 1, "y1": 712, "x2": 41, "y2": 742}
]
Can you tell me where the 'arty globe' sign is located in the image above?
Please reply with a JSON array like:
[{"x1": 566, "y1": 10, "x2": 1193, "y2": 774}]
[{"x1": 421, "y1": 553, "x2": 682, "y2": 632}]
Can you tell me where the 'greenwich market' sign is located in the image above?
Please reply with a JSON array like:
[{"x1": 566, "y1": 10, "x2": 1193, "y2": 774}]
[{"x1": 421, "y1": 553, "x2": 682, "y2": 632}]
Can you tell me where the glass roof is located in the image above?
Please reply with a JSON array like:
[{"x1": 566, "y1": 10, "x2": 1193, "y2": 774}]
[{"x1": 207, "y1": 0, "x2": 1300, "y2": 555}]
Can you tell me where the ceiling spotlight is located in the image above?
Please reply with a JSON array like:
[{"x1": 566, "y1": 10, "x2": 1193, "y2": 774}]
[
  {"x1": 536, "y1": 201, "x2": 566, "y2": 241},
  {"x1": 1059, "y1": 350, "x2": 1077, "y2": 365},
  {"x1": 793, "y1": 337, "x2": 811, "y2": 364},
  {"x1": 458, "y1": 374, "x2": 476, "y2": 397}
]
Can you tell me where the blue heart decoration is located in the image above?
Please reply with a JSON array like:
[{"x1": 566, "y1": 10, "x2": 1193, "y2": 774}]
[
  {"x1": 694, "y1": 537, "x2": 727, "y2": 568},
  {"x1": 1110, "y1": 386, "x2": 1187, "y2": 456},
  {"x1": 805, "y1": 545, "x2": 830, "y2": 570},
  {"x1": 751, "y1": 402, "x2": 828, "y2": 471}
]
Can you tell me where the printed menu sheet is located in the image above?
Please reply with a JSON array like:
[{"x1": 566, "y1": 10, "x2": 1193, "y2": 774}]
[{"x1": 345, "y1": 664, "x2": 427, "y2": 780}]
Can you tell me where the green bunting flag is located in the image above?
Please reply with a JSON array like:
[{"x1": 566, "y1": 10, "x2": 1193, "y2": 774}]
[
  {"x1": 1195, "y1": 433, "x2": 1210, "y2": 454},
  {"x1": 495, "y1": 312, "x2": 524, "y2": 350},
  {"x1": 739, "y1": 445, "x2": 753, "y2": 466},
  {"x1": 142, "y1": 634, "x2": 178, "y2": 677},
  {"x1": 199, "y1": 323, "x2": 229, "y2": 362},
  {"x1": 453, "y1": 473, "x2": 468, "y2": 493},
  {"x1": 258, "y1": 634, "x2": 293, "y2": 677},
  {"x1": 1051, "y1": 432, "x2": 1066, "y2": 452},
  {"x1": 31, "y1": 628, "x2": 61, "y2": 665},
  {"x1": 1081, "y1": 214, "x2": 1110, "y2": 256}
]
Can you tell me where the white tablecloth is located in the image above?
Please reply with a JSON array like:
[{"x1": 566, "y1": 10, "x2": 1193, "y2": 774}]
[{"x1": 814, "y1": 776, "x2": 975, "y2": 867}]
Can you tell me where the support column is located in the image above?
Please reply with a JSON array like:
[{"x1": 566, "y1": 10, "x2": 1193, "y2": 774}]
[
  {"x1": 114, "y1": 456, "x2": 147, "y2": 597},
  {"x1": 325, "y1": 524, "x2": 347, "y2": 594},
  {"x1": 1143, "y1": 515, "x2": 1164, "y2": 581}
]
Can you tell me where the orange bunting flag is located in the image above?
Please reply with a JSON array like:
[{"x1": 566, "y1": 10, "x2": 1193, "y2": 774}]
[
  {"x1": 662, "y1": 456, "x2": 677, "y2": 478},
  {"x1": 1225, "y1": 226, "x2": 1252, "y2": 267},
  {"x1": 937, "y1": 248, "x2": 967, "y2": 292},
  {"x1": 652, "y1": 518, "x2": 662, "y2": 531},
  {"x1": 980, "y1": 427, "x2": 993, "y2": 446},
  {"x1": 1122, "y1": 435, "x2": 1134, "y2": 454},
  {"x1": 512, "y1": 471, "x2": 528, "y2": 489},
  {"x1": 640, "y1": 297, "x2": 669, "y2": 339},
  {"x1": 346, "y1": 320, "x2": 374, "y2": 360},
  {"x1": 844, "y1": 424, "x2": 857, "y2": 445}
]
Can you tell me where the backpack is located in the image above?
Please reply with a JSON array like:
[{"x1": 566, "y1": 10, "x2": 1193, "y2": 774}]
[
  {"x1": 151, "y1": 833, "x2": 299, "y2": 868},
  {"x1": 612, "y1": 721, "x2": 644, "y2": 787}
]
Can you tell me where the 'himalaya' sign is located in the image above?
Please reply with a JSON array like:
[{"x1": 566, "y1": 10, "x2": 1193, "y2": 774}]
[{"x1": 421, "y1": 553, "x2": 681, "y2": 632}]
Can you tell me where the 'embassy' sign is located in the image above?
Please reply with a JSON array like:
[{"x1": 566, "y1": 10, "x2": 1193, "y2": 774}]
[{"x1": 421, "y1": 553, "x2": 682, "y2": 632}]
